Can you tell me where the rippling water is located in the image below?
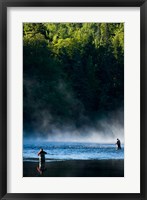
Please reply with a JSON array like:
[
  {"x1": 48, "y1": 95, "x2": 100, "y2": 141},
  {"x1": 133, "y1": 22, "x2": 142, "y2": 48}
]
[{"x1": 23, "y1": 141, "x2": 124, "y2": 162}]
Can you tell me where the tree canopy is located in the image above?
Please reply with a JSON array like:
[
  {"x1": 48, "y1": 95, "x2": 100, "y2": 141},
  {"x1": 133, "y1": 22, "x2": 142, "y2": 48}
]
[{"x1": 23, "y1": 23, "x2": 124, "y2": 135}]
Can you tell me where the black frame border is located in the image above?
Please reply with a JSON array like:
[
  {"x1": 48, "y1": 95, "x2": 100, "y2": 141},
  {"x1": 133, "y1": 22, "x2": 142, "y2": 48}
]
[{"x1": 0, "y1": 0, "x2": 147, "y2": 199}]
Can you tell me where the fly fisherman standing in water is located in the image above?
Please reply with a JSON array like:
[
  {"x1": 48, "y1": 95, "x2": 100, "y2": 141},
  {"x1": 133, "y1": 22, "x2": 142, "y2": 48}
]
[
  {"x1": 37, "y1": 148, "x2": 47, "y2": 174},
  {"x1": 116, "y1": 138, "x2": 121, "y2": 150}
]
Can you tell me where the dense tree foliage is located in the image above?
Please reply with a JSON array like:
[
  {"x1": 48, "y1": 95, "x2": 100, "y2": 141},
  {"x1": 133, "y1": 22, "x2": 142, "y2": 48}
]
[{"x1": 23, "y1": 23, "x2": 124, "y2": 134}]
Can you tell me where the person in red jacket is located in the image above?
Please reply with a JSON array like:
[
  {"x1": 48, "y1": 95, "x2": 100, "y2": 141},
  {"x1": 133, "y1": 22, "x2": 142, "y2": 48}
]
[{"x1": 37, "y1": 148, "x2": 47, "y2": 174}]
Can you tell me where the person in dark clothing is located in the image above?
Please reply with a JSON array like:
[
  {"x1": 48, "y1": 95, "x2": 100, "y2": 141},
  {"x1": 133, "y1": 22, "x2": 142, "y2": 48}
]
[
  {"x1": 116, "y1": 138, "x2": 121, "y2": 150},
  {"x1": 37, "y1": 148, "x2": 47, "y2": 174}
]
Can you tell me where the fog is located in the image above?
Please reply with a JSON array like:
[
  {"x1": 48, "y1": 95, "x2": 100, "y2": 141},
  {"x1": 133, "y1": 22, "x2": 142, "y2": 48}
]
[{"x1": 24, "y1": 108, "x2": 124, "y2": 144}]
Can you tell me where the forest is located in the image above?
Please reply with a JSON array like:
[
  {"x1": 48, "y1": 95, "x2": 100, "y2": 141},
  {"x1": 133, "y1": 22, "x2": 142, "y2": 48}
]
[{"x1": 23, "y1": 23, "x2": 124, "y2": 136}]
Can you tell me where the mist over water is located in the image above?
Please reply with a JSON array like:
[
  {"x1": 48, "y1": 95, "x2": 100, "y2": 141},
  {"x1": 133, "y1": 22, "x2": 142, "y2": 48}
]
[
  {"x1": 23, "y1": 108, "x2": 124, "y2": 162},
  {"x1": 24, "y1": 108, "x2": 124, "y2": 144}
]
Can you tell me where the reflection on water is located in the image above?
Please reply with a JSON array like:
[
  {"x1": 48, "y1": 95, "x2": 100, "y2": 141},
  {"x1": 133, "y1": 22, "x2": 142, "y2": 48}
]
[{"x1": 37, "y1": 165, "x2": 47, "y2": 175}]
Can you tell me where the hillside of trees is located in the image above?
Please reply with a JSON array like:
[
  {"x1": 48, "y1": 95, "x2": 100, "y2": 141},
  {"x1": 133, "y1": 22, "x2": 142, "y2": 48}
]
[{"x1": 23, "y1": 23, "x2": 124, "y2": 134}]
